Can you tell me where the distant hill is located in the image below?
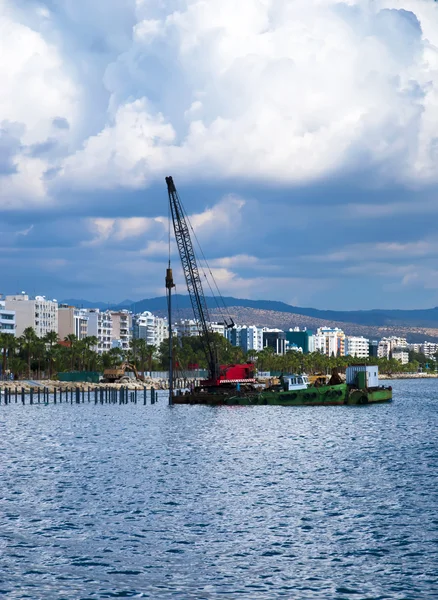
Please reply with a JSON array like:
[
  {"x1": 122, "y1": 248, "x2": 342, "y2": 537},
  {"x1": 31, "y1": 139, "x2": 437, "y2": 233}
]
[
  {"x1": 59, "y1": 295, "x2": 438, "y2": 341},
  {"x1": 112, "y1": 295, "x2": 438, "y2": 328}
]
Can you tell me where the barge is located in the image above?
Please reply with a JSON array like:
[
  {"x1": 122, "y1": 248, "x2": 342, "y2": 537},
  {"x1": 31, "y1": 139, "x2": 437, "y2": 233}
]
[{"x1": 172, "y1": 366, "x2": 392, "y2": 406}]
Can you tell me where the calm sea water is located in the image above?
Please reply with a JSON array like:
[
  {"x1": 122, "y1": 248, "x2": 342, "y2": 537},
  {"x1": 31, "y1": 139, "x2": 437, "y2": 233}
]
[{"x1": 0, "y1": 380, "x2": 437, "y2": 599}]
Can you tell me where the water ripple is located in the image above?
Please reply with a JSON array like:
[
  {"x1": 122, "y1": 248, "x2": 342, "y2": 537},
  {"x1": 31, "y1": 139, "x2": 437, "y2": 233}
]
[{"x1": 0, "y1": 380, "x2": 437, "y2": 598}]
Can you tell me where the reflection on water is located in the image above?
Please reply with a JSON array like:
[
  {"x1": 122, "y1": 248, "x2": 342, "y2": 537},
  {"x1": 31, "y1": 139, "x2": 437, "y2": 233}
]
[{"x1": 1, "y1": 380, "x2": 437, "y2": 599}]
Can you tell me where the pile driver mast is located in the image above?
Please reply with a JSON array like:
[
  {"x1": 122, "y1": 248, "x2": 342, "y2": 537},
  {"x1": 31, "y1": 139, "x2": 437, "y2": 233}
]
[{"x1": 166, "y1": 176, "x2": 220, "y2": 383}]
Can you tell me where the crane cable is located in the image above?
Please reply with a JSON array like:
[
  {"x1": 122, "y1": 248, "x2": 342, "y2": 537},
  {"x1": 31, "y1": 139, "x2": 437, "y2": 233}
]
[{"x1": 176, "y1": 195, "x2": 234, "y2": 328}]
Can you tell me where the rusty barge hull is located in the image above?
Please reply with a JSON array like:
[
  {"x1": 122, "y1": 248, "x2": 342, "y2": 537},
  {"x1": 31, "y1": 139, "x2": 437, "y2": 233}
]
[{"x1": 172, "y1": 384, "x2": 392, "y2": 406}]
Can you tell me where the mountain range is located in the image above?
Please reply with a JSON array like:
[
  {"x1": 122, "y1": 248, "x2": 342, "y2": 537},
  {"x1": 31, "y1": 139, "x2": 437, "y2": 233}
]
[{"x1": 60, "y1": 296, "x2": 438, "y2": 342}]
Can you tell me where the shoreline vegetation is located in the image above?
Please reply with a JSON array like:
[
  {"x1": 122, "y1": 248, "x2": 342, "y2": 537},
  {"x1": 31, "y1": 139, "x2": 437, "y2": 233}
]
[{"x1": 1, "y1": 329, "x2": 436, "y2": 391}]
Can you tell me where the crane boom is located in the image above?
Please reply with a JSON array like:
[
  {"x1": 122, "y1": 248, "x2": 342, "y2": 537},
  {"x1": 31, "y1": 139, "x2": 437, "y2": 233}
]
[{"x1": 166, "y1": 176, "x2": 219, "y2": 382}]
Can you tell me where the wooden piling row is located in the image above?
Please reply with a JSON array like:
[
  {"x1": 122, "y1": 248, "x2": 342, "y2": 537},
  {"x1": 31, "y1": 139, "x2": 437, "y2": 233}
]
[{"x1": 0, "y1": 386, "x2": 160, "y2": 406}]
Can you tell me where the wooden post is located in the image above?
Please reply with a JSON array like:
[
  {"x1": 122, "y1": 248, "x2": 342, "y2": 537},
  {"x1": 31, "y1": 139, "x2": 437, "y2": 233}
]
[{"x1": 22, "y1": 387, "x2": 25, "y2": 404}]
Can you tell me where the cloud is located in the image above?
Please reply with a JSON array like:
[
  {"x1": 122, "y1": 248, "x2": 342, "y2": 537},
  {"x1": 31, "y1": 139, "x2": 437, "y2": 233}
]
[
  {"x1": 3, "y1": 0, "x2": 438, "y2": 309},
  {"x1": 47, "y1": 0, "x2": 438, "y2": 195}
]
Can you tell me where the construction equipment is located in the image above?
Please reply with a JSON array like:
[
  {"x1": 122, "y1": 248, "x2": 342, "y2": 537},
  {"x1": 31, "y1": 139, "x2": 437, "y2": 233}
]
[
  {"x1": 102, "y1": 362, "x2": 143, "y2": 383},
  {"x1": 166, "y1": 176, "x2": 255, "y2": 388}
]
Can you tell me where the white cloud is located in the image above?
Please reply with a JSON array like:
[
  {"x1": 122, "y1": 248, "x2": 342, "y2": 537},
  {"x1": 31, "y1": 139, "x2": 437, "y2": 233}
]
[
  {"x1": 84, "y1": 215, "x2": 163, "y2": 245},
  {"x1": 5, "y1": 0, "x2": 435, "y2": 200}
]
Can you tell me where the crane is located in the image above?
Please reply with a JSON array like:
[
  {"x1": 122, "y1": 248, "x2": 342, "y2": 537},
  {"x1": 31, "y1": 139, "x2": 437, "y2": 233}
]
[
  {"x1": 166, "y1": 176, "x2": 255, "y2": 389},
  {"x1": 166, "y1": 175, "x2": 220, "y2": 383}
]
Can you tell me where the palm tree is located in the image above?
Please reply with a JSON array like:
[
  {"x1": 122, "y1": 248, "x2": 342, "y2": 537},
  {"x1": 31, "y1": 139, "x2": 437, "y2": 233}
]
[
  {"x1": 64, "y1": 334, "x2": 78, "y2": 370},
  {"x1": 0, "y1": 332, "x2": 16, "y2": 378},
  {"x1": 44, "y1": 330, "x2": 59, "y2": 379},
  {"x1": 8, "y1": 356, "x2": 27, "y2": 380},
  {"x1": 34, "y1": 338, "x2": 46, "y2": 379},
  {"x1": 20, "y1": 327, "x2": 38, "y2": 379},
  {"x1": 107, "y1": 347, "x2": 124, "y2": 367}
]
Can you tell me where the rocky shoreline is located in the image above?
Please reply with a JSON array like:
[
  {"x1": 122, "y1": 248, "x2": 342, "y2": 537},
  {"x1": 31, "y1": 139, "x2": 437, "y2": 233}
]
[
  {"x1": 0, "y1": 378, "x2": 185, "y2": 392},
  {"x1": 379, "y1": 373, "x2": 438, "y2": 380}
]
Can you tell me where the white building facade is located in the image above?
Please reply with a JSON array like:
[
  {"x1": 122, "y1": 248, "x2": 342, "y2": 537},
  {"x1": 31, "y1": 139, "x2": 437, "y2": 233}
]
[
  {"x1": 0, "y1": 300, "x2": 15, "y2": 336},
  {"x1": 314, "y1": 327, "x2": 346, "y2": 357},
  {"x1": 133, "y1": 312, "x2": 168, "y2": 347},
  {"x1": 345, "y1": 336, "x2": 370, "y2": 358},
  {"x1": 5, "y1": 294, "x2": 58, "y2": 338},
  {"x1": 86, "y1": 310, "x2": 113, "y2": 354},
  {"x1": 111, "y1": 311, "x2": 132, "y2": 351},
  {"x1": 378, "y1": 337, "x2": 408, "y2": 360}
]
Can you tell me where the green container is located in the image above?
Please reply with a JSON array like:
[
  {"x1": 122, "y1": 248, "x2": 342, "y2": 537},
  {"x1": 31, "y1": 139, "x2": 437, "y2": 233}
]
[
  {"x1": 357, "y1": 371, "x2": 367, "y2": 390},
  {"x1": 57, "y1": 371, "x2": 101, "y2": 383}
]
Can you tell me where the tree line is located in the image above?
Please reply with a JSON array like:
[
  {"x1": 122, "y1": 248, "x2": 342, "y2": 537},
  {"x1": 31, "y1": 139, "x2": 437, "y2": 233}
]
[{"x1": 0, "y1": 329, "x2": 429, "y2": 380}]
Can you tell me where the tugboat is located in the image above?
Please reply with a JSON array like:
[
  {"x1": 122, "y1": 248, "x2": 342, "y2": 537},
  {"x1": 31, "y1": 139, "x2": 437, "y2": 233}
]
[{"x1": 165, "y1": 175, "x2": 392, "y2": 407}]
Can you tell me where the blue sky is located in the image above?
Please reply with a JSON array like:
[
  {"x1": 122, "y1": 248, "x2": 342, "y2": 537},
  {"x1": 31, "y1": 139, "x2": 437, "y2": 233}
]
[{"x1": 1, "y1": 0, "x2": 438, "y2": 310}]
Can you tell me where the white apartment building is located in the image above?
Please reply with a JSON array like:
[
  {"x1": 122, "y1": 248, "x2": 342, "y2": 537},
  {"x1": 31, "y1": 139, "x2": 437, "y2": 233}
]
[
  {"x1": 210, "y1": 322, "x2": 226, "y2": 337},
  {"x1": 111, "y1": 311, "x2": 132, "y2": 351},
  {"x1": 0, "y1": 299, "x2": 15, "y2": 336},
  {"x1": 314, "y1": 327, "x2": 346, "y2": 357},
  {"x1": 392, "y1": 348, "x2": 409, "y2": 364},
  {"x1": 86, "y1": 309, "x2": 112, "y2": 354},
  {"x1": 226, "y1": 325, "x2": 242, "y2": 348},
  {"x1": 421, "y1": 342, "x2": 438, "y2": 358},
  {"x1": 378, "y1": 337, "x2": 408, "y2": 359},
  {"x1": 58, "y1": 305, "x2": 89, "y2": 340},
  {"x1": 175, "y1": 319, "x2": 200, "y2": 337},
  {"x1": 240, "y1": 326, "x2": 264, "y2": 352},
  {"x1": 345, "y1": 336, "x2": 370, "y2": 358},
  {"x1": 133, "y1": 312, "x2": 168, "y2": 347},
  {"x1": 5, "y1": 294, "x2": 58, "y2": 337}
]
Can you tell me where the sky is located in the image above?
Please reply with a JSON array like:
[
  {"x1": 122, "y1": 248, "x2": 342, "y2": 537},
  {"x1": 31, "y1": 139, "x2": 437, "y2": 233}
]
[{"x1": 2, "y1": 0, "x2": 438, "y2": 310}]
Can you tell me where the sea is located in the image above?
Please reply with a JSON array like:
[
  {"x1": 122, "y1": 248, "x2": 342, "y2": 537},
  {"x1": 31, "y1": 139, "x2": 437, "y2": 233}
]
[{"x1": 0, "y1": 379, "x2": 437, "y2": 599}]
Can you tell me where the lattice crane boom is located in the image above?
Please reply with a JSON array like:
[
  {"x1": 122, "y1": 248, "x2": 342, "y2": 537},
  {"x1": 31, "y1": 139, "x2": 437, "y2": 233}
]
[{"x1": 166, "y1": 176, "x2": 219, "y2": 382}]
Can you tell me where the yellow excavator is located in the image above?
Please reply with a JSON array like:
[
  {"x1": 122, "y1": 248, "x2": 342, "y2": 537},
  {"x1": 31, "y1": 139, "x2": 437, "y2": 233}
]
[{"x1": 102, "y1": 362, "x2": 144, "y2": 384}]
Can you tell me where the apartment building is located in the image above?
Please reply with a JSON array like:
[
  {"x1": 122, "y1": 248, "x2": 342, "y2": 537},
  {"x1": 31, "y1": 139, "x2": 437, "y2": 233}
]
[
  {"x1": 86, "y1": 310, "x2": 113, "y2": 354},
  {"x1": 314, "y1": 327, "x2": 345, "y2": 357},
  {"x1": 133, "y1": 312, "x2": 168, "y2": 347},
  {"x1": 345, "y1": 336, "x2": 370, "y2": 358},
  {"x1": 240, "y1": 326, "x2": 264, "y2": 352},
  {"x1": 58, "y1": 305, "x2": 89, "y2": 340},
  {"x1": 5, "y1": 294, "x2": 58, "y2": 337},
  {"x1": 378, "y1": 337, "x2": 408, "y2": 359},
  {"x1": 111, "y1": 311, "x2": 132, "y2": 351},
  {"x1": 0, "y1": 299, "x2": 15, "y2": 335}
]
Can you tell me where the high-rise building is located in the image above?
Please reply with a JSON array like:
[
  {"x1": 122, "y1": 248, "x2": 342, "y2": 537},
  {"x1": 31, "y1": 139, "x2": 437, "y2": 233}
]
[
  {"x1": 133, "y1": 312, "x2": 168, "y2": 347},
  {"x1": 314, "y1": 327, "x2": 345, "y2": 357},
  {"x1": 5, "y1": 294, "x2": 58, "y2": 338},
  {"x1": 58, "y1": 305, "x2": 89, "y2": 340},
  {"x1": 285, "y1": 329, "x2": 314, "y2": 354},
  {"x1": 345, "y1": 336, "x2": 370, "y2": 358},
  {"x1": 378, "y1": 337, "x2": 408, "y2": 359},
  {"x1": 86, "y1": 309, "x2": 113, "y2": 354},
  {"x1": 263, "y1": 329, "x2": 286, "y2": 355},
  {"x1": 239, "y1": 326, "x2": 264, "y2": 352},
  {"x1": 111, "y1": 311, "x2": 132, "y2": 351}
]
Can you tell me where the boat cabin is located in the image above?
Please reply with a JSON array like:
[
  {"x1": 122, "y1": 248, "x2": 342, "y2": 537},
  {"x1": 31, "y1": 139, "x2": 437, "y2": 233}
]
[{"x1": 282, "y1": 374, "x2": 309, "y2": 391}]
